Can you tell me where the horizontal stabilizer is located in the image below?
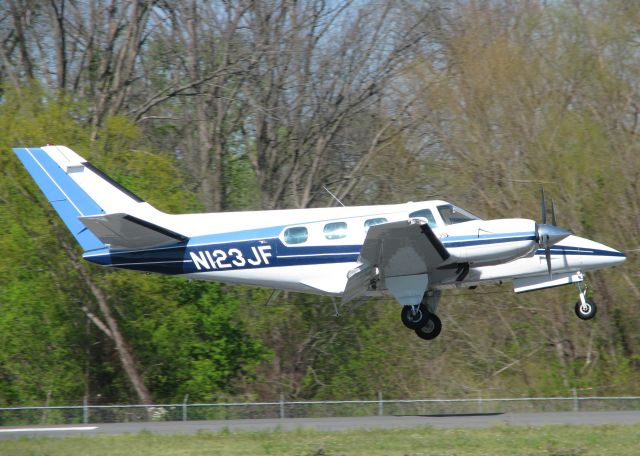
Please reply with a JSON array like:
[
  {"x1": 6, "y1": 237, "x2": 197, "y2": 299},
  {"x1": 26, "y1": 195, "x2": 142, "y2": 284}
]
[{"x1": 79, "y1": 213, "x2": 188, "y2": 250}]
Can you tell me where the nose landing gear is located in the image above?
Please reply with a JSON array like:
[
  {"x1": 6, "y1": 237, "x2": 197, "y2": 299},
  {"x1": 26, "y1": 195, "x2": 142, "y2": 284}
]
[{"x1": 575, "y1": 278, "x2": 597, "y2": 320}]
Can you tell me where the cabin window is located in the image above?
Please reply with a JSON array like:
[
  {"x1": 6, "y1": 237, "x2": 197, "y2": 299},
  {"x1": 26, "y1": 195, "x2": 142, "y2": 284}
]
[
  {"x1": 284, "y1": 226, "x2": 308, "y2": 244},
  {"x1": 437, "y1": 205, "x2": 479, "y2": 225},
  {"x1": 324, "y1": 222, "x2": 348, "y2": 240},
  {"x1": 409, "y1": 209, "x2": 437, "y2": 228},
  {"x1": 364, "y1": 218, "x2": 387, "y2": 231}
]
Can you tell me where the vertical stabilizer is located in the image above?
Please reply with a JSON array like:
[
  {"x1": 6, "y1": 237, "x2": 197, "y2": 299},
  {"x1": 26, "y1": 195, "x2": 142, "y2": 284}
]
[
  {"x1": 12, "y1": 145, "x2": 161, "y2": 252},
  {"x1": 40, "y1": 145, "x2": 145, "y2": 212}
]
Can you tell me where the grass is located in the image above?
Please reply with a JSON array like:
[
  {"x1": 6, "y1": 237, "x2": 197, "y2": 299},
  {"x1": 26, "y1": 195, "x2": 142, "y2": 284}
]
[{"x1": 1, "y1": 424, "x2": 639, "y2": 455}]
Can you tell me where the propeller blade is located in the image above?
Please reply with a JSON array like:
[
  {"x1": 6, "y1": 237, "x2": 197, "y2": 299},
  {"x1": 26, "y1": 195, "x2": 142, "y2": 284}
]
[
  {"x1": 536, "y1": 189, "x2": 568, "y2": 276},
  {"x1": 540, "y1": 187, "x2": 547, "y2": 225},
  {"x1": 544, "y1": 236, "x2": 552, "y2": 276}
]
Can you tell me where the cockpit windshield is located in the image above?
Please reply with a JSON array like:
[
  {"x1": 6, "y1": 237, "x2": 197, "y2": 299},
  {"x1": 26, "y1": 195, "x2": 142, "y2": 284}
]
[{"x1": 437, "y1": 204, "x2": 480, "y2": 225}]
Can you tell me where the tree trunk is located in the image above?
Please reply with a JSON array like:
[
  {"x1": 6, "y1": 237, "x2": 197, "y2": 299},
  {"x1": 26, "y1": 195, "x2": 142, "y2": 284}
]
[{"x1": 58, "y1": 234, "x2": 153, "y2": 405}]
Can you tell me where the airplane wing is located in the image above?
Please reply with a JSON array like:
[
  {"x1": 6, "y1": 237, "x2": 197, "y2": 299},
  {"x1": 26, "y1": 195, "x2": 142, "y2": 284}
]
[
  {"x1": 513, "y1": 272, "x2": 583, "y2": 293},
  {"x1": 79, "y1": 213, "x2": 188, "y2": 250},
  {"x1": 343, "y1": 220, "x2": 450, "y2": 305}
]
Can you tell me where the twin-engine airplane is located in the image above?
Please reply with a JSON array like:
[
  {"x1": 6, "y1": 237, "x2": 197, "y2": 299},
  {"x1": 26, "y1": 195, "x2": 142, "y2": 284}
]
[{"x1": 13, "y1": 146, "x2": 626, "y2": 340}]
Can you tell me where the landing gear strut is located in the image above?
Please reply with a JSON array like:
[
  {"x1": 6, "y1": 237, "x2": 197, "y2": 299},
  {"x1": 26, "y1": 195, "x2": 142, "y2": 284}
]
[
  {"x1": 401, "y1": 290, "x2": 443, "y2": 340},
  {"x1": 575, "y1": 278, "x2": 597, "y2": 320},
  {"x1": 401, "y1": 304, "x2": 429, "y2": 330}
]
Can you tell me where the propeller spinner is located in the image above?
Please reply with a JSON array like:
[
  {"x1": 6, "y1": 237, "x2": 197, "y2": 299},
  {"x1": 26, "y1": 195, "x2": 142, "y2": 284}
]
[{"x1": 536, "y1": 188, "x2": 572, "y2": 276}]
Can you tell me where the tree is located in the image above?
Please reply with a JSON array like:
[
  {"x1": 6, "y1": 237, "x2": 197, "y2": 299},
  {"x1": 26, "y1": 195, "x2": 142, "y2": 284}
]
[
  {"x1": 405, "y1": 0, "x2": 640, "y2": 395},
  {"x1": 0, "y1": 86, "x2": 267, "y2": 405}
]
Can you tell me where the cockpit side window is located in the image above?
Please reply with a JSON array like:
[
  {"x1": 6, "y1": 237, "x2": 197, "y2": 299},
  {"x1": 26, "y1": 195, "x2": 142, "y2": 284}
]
[
  {"x1": 409, "y1": 209, "x2": 438, "y2": 228},
  {"x1": 437, "y1": 205, "x2": 479, "y2": 225}
]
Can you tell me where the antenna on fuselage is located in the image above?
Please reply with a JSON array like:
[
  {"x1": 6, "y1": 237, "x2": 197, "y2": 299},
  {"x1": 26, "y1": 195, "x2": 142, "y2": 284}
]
[{"x1": 323, "y1": 185, "x2": 345, "y2": 207}]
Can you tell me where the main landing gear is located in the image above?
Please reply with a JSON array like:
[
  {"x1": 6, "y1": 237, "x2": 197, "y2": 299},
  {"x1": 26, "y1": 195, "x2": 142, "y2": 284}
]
[
  {"x1": 575, "y1": 278, "x2": 597, "y2": 320},
  {"x1": 401, "y1": 290, "x2": 442, "y2": 340}
]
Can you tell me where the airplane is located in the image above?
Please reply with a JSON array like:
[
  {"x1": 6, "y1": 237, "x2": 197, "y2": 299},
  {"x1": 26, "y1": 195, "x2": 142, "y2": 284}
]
[{"x1": 12, "y1": 145, "x2": 627, "y2": 340}]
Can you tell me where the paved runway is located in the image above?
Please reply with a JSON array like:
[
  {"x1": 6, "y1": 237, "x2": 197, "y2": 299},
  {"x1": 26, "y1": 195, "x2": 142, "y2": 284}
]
[{"x1": 1, "y1": 411, "x2": 640, "y2": 439}]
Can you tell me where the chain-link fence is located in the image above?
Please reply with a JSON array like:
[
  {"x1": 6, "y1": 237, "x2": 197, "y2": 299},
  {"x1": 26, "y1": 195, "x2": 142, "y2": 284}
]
[{"x1": 2, "y1": 395, "x2": 640, "y2": 426}]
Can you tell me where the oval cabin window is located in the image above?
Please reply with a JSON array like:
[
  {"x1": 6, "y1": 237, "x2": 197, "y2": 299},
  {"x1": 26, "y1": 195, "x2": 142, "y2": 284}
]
[
  {"x1": 284, "y1": 226, "x2": 309, "y2": 244},
  {"x1": 323, "y1": 222, "x2": 347, "y2": 240},
  {"x1": 364, "y1": 218, "x2": 387, "y2": 231}
]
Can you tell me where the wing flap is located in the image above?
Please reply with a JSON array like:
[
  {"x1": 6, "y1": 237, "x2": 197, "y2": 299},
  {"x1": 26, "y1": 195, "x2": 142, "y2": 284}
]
[
  {"x1": 343, "y1": 220, "x2": 450, "y2": 304},
  {"x1": 342, "y1": 264, "x2": 376, "y2": 304},
  {"x1": 360, "y1": 220, "x2": 450, "y2": 277},
  {"x1": 79, "y1": 213, "x2": 188, "y2": 250}
]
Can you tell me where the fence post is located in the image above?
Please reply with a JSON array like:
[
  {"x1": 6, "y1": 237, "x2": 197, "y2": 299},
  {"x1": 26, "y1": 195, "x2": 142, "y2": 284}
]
[
  {"x1": 182, "y1": 394, "x2": 189, "y2": 422},
  {"x1": 83, "y1": 395, "x2": 89, "y2": 424},
  {"x1": 279, "y1": 393, "x2": 285, "y2": 419},
  {"x1": 477, "y1": 391, "x2": 483, "y2": 413},
  {"x1": 572, "y1": 388, "x2": 579, "y2": 412},
  {"x1": 378, "y1": 391, "x2": 384, "y2": 416}
]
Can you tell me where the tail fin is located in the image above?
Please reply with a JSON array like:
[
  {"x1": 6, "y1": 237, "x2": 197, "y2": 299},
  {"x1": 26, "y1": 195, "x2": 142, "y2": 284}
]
[{"x1": 13, "y1": 145, "x2": 182, "y2": 252}]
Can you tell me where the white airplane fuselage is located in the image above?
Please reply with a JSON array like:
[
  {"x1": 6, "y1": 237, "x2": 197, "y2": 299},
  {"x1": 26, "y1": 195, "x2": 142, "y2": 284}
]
[{"x1": 81, "y1": 200, "x2": 625, "y2": 299}]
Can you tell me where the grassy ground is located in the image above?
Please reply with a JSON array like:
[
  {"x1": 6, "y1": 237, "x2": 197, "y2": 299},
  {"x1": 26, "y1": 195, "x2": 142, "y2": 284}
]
[{"x1": 1, "y1": 424, "x2": 639, "y2": 456}]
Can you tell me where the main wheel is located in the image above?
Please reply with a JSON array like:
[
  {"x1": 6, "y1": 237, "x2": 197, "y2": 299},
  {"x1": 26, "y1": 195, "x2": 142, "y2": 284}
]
[
  {"x1": 575, "y1": 298, "x2": 597, "y2": 320},
  {"x1": 401, "y1": 304, "x2": 429, "y2": 330},
  {"x1": 414, "y1": 313, "x2": 442, "y2": 340}
]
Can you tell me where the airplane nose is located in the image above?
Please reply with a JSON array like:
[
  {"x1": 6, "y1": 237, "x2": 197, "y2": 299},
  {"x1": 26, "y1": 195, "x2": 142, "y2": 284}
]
[
  {"x1": 611, "y1": 248, "x2": 627, "y2": 266},
  {"x1": 593, "y1": 244, "x2": 626, "y2": 267},
  {"x1": 567, "y1": 236, "x2": 627, "y2": 271}
]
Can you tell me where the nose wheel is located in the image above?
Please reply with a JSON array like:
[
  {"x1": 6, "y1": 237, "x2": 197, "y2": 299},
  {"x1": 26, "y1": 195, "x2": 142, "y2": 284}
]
[
  {"x1": 575, "y1": 279, "x2": 597, "y2": 320},
  {"x1": 575, "y1": 299, "x2": 596, "y2": 320}
]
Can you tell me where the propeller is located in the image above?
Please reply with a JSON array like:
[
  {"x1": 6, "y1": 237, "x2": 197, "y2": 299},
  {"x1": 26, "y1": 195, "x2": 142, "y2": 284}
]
[{"x1": 536, "y1": 188, "x2": 572, "y2": 276}]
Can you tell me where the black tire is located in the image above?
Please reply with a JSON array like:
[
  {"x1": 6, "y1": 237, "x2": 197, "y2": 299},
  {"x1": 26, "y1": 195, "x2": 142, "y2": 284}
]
[
  {"x1": 575, "y1": 299, "x2": 597, "y2": 320},
  {"x1": 401, "y1": 304, "x2": 429, "y2": 330},
  {"x1": 414, "y1": 313, "x2": 442, "y2": 340}
]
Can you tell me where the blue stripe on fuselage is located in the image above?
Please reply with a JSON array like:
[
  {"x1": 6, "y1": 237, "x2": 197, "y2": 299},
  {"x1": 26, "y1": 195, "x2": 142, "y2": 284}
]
[
  {"x1": 87, "y1": 229, "x2": 596, "y2": 275},
  {"x1": 443, "y1": 231, "x2": 534, "y2": 241},
  {"x1": 188, "y1": 226, "x2": 285, "y2": 246},
  {"x1": 83, "y1": 238, "x2": 361, "y2": 274},
  {"x1": 443, "y1": 232, "x2": 536, "y2": 248},
  {"x1": 535, "y1": 247, "x2": 625, "y2": 257}
]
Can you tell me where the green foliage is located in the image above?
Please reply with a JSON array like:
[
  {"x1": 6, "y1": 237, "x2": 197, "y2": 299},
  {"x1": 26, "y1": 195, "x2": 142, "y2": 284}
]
[
  {"x1": 100, "y1": 275, "x2": 269, "y2": 402},
  {"x1": 0, "y1": 85, "x2": 94, "y2": 405},
  {"x1": 225, "y1": 154, "x2": 262, "y2": 210},
  {"x1": 0, "y1": 84, "x2": 266, "y2": 404}
]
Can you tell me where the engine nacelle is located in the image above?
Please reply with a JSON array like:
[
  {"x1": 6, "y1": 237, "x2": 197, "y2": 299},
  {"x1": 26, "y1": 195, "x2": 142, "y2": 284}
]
[{"x1": 439, "y1": 218, "x2": 538, "y2": 265}]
